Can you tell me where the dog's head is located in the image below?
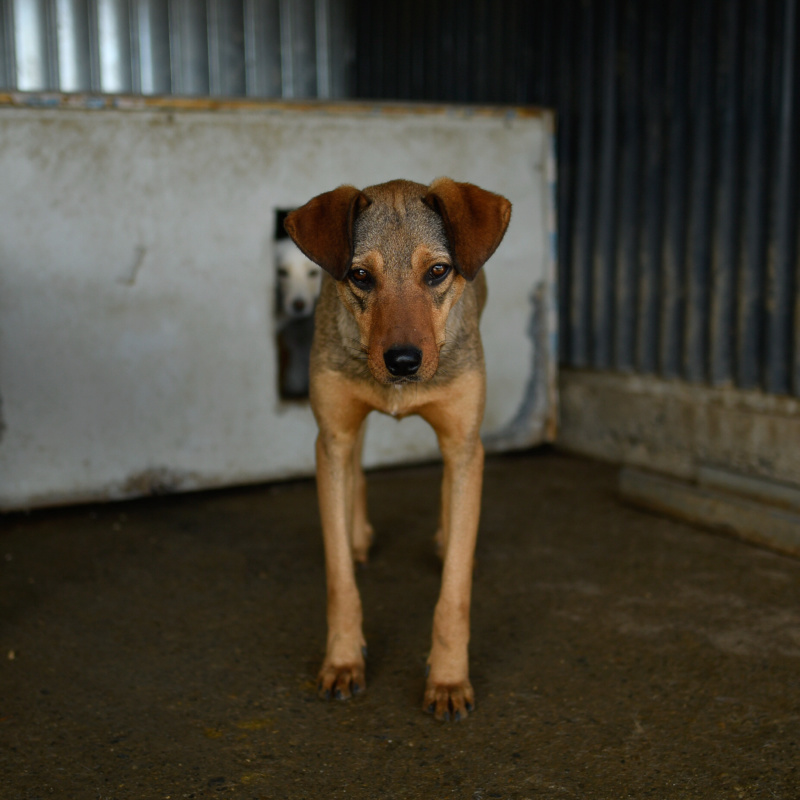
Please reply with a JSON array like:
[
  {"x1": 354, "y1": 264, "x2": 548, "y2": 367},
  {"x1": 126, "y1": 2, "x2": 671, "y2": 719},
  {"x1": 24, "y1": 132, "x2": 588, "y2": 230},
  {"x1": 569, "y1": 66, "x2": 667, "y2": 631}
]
[
  {"x1": 284, "y1": 178, "x2": 511, "y2": 384},
  {"x1": 274, "y1": 238, "x2": 322, "y2": 319}
]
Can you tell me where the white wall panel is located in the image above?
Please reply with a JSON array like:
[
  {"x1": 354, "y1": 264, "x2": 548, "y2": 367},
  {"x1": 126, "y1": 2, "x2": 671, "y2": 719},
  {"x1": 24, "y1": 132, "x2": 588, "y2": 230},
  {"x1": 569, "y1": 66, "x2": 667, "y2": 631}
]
[{"x1": 0, "y1": 100, "x2": 556, "y2": 509}]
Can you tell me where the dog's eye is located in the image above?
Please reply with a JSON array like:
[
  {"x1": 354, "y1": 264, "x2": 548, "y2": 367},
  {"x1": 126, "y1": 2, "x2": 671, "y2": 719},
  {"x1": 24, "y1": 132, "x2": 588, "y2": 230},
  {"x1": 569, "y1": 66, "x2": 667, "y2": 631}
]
[
  {"x1": 427, "y1": 263, "x2": 451, "y2": 284},
  {"x1": 348, "y1": 267, "x2": 373, "y2": 288}
]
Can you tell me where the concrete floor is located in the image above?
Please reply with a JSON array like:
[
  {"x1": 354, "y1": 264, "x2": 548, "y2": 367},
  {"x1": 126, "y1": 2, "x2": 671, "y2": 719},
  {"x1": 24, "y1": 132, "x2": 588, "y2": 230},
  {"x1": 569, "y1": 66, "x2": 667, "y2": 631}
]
[{"x1": 1, "y1": 451, "x2": 798, "y2": 799}]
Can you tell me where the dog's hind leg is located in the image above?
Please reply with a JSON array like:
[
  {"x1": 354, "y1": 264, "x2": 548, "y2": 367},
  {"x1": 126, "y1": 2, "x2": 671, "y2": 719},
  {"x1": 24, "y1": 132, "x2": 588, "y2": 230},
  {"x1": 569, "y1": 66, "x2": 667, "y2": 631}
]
[{"x1": 350, "y1": 419, "x2": 374, "y2": 564}]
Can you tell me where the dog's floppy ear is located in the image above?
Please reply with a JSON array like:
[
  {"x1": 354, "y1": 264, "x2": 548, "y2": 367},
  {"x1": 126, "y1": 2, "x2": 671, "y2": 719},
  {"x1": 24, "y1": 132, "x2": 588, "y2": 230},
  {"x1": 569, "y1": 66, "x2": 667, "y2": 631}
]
[
  {"x1": 283, "y1": 185, "x2": 369, "y2": 280},
  {"x1": 423, "y1": 178, "x2": 512, "y2": 281}
]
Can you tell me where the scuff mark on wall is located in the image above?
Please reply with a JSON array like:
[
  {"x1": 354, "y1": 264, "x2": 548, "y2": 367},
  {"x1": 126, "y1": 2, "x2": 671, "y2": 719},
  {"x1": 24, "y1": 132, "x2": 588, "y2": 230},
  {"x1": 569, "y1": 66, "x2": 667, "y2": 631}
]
[
  {"x1": 121, "y1": 467, "x2": 196, "y2": 497},
  {"x1": 118, "y1": 245, "x2": 147, "y2": 286}
]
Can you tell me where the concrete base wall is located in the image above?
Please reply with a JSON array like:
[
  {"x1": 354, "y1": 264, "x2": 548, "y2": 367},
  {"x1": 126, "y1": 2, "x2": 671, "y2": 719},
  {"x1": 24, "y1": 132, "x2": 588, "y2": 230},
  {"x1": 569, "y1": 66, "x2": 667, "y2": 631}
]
[{"x1": 558, "y1": 369, "x2": 800, "y2": 489}]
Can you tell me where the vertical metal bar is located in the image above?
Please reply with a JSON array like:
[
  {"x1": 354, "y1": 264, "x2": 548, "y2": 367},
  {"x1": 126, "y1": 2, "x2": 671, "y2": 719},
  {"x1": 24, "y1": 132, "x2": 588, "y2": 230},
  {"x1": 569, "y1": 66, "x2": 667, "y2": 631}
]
[
  {"x1": 277, "y1": 0, "x2": 292, "y2": 96},
  {"x1": 207, "y1": 0, "x2": 219, "y2": 93},
  {"x1": 295, "y1": 0, "x2": 316, "y2": 98},
  {"x1": 374, "y1": 0, "x2": 384, "y2": 99},
  {"x1": 244, "y1": 0, "x2": 279, "y2": 97},
  {"x1": 636, "y1": 1, "x2": 667, "y2": 374},
  {"x1": 592, "y1": 0, "x2": 618, "y2": 370},
  {"x1": 208, "y1": 0, "x2": 244, "y2": 97},
  {"x1": 660, "y1": 0, "x2": 690, "y2": 379},
  {"x1": 361, "y1": 0, "x2": 377, "y2": 98},
  {"x1": 684, "y1": 0, "x2": 716, "y2": 383},
  {"x1": 737, "y1": 0, "x2": 770, "y2": 389},
  {"x1": 408, "y1": 0, "x2": 424, "y2": 98},
  {"x1": 766, "y1": 0, "x2": 799, "y2": 395},
  {"x1": 0, "y1": 0, "x2": 16, "y2": 88},
  {"x1": 128, "y1": 0, "x2": 141, "y2": 92},
  {"x1": 169, "y1": 0, "x2": 209, "y2": 96},
  {"x1": 55, "y1": 0, "x2": 91, "y2": 91},
  {"x1": 395, "y1": 0, "x2": 411, "y2": 99},
  {"x1": 487, "y1": 0, "x2": 504, "y2": 102},
  {"x1": 472, "y1": 0, "x2": 488, "y2": 102},
  {"x1": 95, "y1": 0, "x2": 132, "y2": 93},
  {"x1": 381, "y1": 0, "x2": 398, "y2": 99},
  {"x1": 710, "y1": 0, "x2": 743, "y2": 386},
  {"x1": 455, "y1": 0, "x2": 471, "y2": 103},
  {"x1": 13, "y1": 0, "x2": 57, "y2": 90},
  {"x1": 314, "y1": 0, "x2": 330, "y2": 98},
  {"x1": 325, "y1": 0, "x2": 353, "y2": 98},
  {"x1": 556, "y1": 0, "x2": 576, "y2": 364},
  {"x1": 44, "y1": 0, "x2": 60, "y2": 88},
  {"x1": 569, "y1": 0, "x2": 595, "y2": 367},
  {"x1": 538, "y1": 0, "x2": 556, "y2": 105},
  {"x1": 133, "y1": 0, "x2": 170, "y2": 95},
  {"x1": 425, "y1": 0, "x2": 442, "y2": 99},
  {"x1": 504, "y1": 0, "x2": 521, "y2": 103},
  {"x1": 614, "y1": 0, "x2": 642, "y2": 371},
  {"x1": 279, "y1": 0, "x2": 315, "y2": 99},
  {"x1": 795, "y1": 233, "x2": 800, "y2": 397},
  {"x1": 86, "y1": 0, "x2": 101, "y2": 90}
]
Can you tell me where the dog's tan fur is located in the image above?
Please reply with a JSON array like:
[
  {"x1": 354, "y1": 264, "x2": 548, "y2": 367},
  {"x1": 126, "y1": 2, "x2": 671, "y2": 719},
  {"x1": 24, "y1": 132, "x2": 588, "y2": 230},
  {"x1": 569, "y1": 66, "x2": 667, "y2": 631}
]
[{"x1": 285, "y1": 178, "x2": 511, "y2": 721}]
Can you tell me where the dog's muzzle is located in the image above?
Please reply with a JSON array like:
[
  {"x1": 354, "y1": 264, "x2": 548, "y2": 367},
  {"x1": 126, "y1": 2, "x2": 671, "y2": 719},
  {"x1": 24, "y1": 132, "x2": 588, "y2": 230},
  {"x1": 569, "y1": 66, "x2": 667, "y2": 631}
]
[{"x1": 383, "y1": 345, "x2": 423, "y2": 377}]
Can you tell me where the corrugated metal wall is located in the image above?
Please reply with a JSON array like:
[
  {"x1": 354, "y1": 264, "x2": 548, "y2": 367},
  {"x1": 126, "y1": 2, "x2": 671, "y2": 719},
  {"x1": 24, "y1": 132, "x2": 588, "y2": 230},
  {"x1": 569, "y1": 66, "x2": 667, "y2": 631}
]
[
  {"x1": 0, "y1": 0, "x2": 355, "y2": 97},
  {"x1": 2, "y1": 0, "x2": 798, "y2": 398},
  {"x1": 353, "y1": 0, "x2": 800, "y2": 399}
]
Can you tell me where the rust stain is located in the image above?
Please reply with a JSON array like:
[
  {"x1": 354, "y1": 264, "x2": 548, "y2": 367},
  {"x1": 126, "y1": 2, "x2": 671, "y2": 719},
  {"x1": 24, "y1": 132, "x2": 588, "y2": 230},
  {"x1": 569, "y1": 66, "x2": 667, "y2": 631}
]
[{"x1": 0, "y1": 91, "x2": 546, "y2": 120}]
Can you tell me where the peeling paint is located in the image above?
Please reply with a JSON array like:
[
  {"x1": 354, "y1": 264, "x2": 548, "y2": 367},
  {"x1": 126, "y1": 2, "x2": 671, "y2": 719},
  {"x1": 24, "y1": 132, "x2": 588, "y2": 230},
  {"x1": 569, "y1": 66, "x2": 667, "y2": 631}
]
[{"x1": 484, "y1": 281, "x2": 555, "y2": 451}]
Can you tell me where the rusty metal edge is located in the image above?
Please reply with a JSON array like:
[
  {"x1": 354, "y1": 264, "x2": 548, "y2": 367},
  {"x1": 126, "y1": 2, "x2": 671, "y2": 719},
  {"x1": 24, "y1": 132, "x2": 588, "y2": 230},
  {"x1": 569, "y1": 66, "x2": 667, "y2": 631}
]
[{"x1": 0, "y1": 91, "x2": 547, "y2": 119}]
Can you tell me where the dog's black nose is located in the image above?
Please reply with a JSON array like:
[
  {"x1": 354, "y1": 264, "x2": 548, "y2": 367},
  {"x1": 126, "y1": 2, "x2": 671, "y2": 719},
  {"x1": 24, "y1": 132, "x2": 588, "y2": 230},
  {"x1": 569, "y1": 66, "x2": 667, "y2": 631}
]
[{"x1": 384, "y1": 346, "x2": 422, "y2": 377}]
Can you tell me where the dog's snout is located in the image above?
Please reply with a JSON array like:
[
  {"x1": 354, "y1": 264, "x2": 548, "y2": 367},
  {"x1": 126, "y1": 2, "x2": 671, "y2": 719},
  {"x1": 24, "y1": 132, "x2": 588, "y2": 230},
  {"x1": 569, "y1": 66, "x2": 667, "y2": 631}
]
[
  {"x1": 292, "y1": 298, "x2": 307, "y2": 314},
  {"x1": 383, "y1": 346, "x2": 423, "y2": 377}
]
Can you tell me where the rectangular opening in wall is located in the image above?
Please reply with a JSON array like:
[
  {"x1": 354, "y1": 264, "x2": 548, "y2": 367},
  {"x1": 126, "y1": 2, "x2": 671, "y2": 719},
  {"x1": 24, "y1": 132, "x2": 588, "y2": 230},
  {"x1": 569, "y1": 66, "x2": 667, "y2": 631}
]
[{"x1": 274, "y1": 208, "x2": 320, "y2": 400}]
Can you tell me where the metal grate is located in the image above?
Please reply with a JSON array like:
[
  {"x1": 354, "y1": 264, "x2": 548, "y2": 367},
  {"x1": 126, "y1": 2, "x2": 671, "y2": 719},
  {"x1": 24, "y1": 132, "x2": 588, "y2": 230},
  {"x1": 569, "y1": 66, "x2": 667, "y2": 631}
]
[{"x1": 0, "y1": 0, "x2": 354, "y2": 97}]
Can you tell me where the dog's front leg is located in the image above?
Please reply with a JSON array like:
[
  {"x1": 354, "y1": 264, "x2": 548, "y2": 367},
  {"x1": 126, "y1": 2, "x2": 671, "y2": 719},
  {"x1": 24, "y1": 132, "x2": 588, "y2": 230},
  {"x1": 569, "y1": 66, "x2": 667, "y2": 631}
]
[
  {"x1": 421, "y1": 372, "x2": 486, "y2": 720},
  {"x1": 312, "y1": 376, "x2": 371, "y2": 700}
]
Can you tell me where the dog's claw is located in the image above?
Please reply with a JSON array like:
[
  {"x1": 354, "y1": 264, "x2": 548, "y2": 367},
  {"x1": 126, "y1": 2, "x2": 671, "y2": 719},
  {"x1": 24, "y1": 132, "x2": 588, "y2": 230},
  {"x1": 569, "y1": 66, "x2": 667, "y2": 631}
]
[
  {"x1": 423, "y1": 679, "x2": 475, "y2": 722},
  {"x1": 317, "y1": 662, "x2": 366, "y2": 702}
]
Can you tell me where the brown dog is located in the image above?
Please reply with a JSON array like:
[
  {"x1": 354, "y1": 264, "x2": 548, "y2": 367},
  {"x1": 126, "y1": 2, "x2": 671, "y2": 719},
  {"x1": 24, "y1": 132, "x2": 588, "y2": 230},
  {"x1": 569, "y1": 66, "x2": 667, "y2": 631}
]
[{"x1": 284, "y1": 178, "x2": 511, "y2": 721}]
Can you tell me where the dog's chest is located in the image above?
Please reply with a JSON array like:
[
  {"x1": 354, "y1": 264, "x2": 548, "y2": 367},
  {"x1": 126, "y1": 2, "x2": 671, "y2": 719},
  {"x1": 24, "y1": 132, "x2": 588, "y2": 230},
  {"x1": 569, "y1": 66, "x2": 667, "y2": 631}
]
[{"x1": 382, "y1": 385, "x2": 414, "y2": 418}]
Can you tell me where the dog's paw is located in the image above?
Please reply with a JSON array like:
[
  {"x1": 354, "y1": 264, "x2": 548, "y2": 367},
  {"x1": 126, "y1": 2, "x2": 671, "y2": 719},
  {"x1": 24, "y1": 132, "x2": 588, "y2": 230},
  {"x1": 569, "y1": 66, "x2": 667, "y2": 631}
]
[
  {"x1": 423, "y1": 679, "x2": 475, "y2": 722},
  {"x1": 317, "y1": 661, "x2": 366, "y2": 701}
]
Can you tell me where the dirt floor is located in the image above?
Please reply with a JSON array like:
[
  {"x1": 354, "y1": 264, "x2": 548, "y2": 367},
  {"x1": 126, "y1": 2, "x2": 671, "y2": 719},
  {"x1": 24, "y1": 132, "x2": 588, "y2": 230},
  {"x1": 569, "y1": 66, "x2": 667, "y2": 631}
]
[{"x1": 1, "y1": 451, "x2": 798, "y2": 799}]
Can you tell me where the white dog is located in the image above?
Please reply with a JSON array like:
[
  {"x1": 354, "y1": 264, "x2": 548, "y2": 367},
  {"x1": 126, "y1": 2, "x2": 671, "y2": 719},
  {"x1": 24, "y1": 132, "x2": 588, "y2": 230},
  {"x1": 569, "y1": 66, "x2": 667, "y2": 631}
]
[
  {"x1": 274, "y1": 237, "x2": 321, "y2": 398},
  {"x1": 275, "y1": 238, "x2": 322, "y2": 321}
]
